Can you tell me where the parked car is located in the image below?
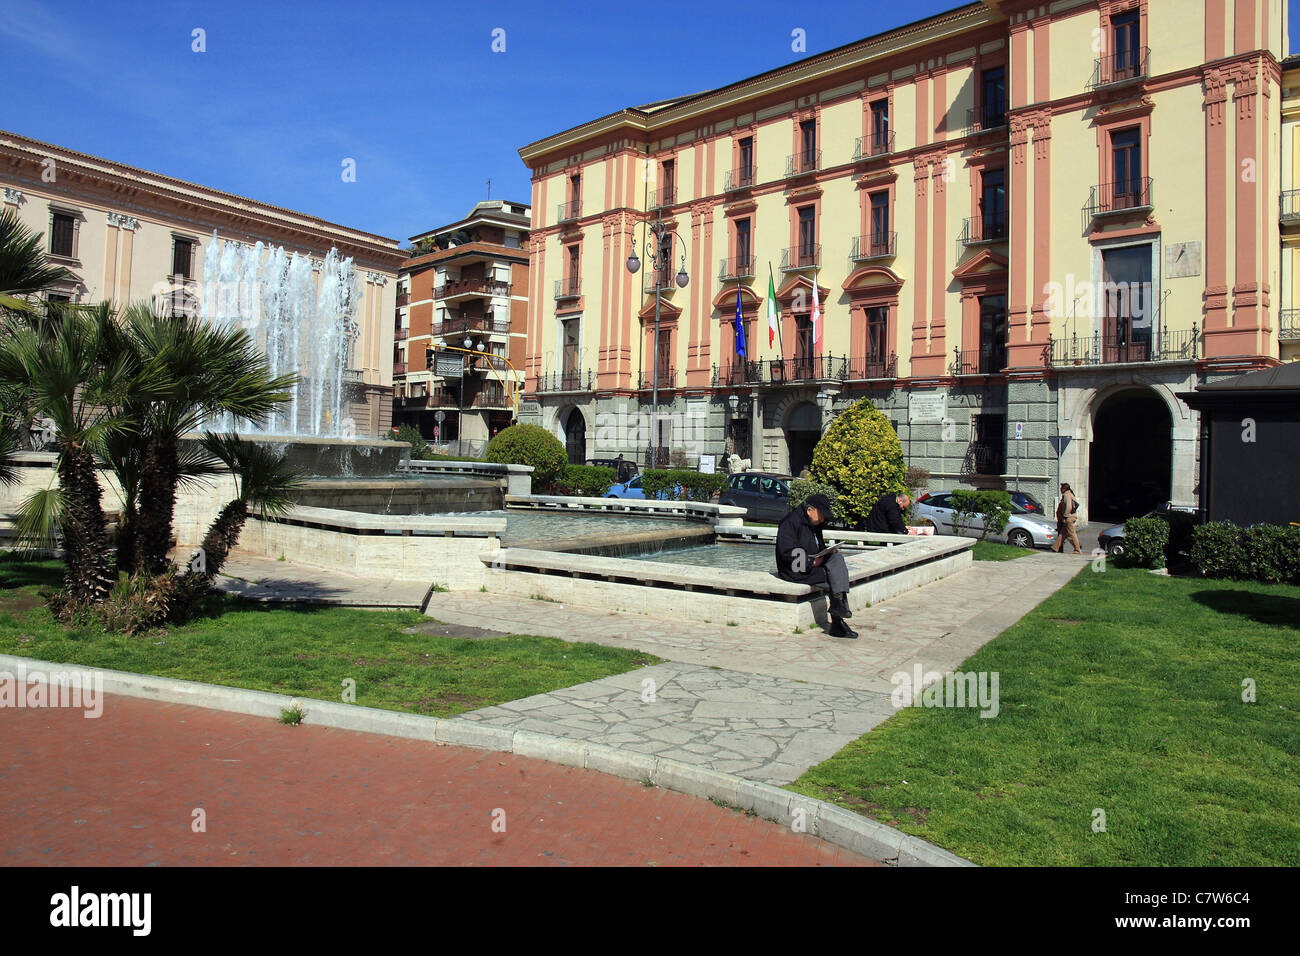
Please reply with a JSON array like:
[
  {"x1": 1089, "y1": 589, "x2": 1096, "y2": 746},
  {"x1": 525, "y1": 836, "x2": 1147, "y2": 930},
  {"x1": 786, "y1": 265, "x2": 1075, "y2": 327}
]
[
  {"x1": 913, "y1": 492, "x2": 1058, "y2": 548},
  {"x1": 1008, "y1": 490, "x2": 1047, "y2": 517},
  {"x1": 587, "y1": 457, "x2": 637, "y2": 483},
  {"x1": 717, "y1": 472, "x2": 792, "y2": 523},
  {"x1": 605, "y1": 474, "x2": 681, "y2": 500},
  {"x1": 1098, "y1": 504, "x2": 1198, "y2": 561}
]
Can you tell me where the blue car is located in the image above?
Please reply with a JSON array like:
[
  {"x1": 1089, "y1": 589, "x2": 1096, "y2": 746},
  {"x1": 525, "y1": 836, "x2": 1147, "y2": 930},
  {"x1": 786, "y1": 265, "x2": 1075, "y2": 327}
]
[{"x1": 605, "y1": 475, "x2": 682, "y2": 500}]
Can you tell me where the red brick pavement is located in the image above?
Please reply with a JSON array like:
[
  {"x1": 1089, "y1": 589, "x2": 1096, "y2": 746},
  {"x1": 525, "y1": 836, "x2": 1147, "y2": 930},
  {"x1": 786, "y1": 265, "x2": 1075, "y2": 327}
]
[{"x1": 0, "y1": 693, "x2": 874, "y2": 866}]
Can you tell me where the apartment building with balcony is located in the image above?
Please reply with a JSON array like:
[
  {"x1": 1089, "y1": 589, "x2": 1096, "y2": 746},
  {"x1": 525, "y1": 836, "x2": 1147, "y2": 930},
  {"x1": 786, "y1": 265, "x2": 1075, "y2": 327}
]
[
  {"x1": 518, "y1": 0, "x2": 1289, "y2": 521},
  {"x1": 0, "y1": 130, "x2": 405, "y2": 438},
  {"x1": 392, "y1": 200, "x2": 529, "y2": 447}
]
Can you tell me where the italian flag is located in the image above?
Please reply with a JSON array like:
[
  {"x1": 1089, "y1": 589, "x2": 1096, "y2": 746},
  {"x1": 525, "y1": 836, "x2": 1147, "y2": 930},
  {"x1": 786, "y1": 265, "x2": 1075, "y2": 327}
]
[
  {"x1": 812, "y1": 272, "x2": 822, "y2": 351},
  {"x1": 766, "y1": 269, "x2": 779, "y2": 348}
]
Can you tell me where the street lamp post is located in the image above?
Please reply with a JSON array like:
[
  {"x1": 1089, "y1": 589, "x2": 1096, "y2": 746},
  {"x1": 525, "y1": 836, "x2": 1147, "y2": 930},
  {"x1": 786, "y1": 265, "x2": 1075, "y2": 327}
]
[{"x1": 625, "y1": 206, "x2": 689, "y2": 468}]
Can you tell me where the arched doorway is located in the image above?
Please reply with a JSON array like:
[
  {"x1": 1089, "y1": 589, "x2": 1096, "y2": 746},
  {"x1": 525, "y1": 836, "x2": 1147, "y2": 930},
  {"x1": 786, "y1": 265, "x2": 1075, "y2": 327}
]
[
  {"x1": 563, "y1": 408, "x2": 586, "y2": 465},
  {"x1": 785, "y1": 402, "x2": 821, "y2": 476},
  {"x1": 1088, "y1": 388, "x2": 1172, "y2": 522}
]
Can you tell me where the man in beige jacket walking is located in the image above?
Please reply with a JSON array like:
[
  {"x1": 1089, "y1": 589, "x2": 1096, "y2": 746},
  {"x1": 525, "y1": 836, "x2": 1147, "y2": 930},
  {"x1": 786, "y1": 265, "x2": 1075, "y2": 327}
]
[{"x1": 1051, "y1": 483, "x2": 1082, "y2": 553}]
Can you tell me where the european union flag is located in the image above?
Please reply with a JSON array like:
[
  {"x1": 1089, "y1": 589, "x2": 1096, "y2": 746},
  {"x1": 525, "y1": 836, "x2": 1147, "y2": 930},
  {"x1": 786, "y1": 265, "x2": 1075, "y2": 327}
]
[{"x1": 734, "y1": 287, "x2": 746, "y2": 358}]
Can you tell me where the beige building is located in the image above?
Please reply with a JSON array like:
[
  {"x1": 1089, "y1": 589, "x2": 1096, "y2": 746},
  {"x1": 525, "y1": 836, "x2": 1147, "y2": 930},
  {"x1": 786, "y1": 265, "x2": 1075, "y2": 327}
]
[
  {"x1": 518, "y1": 0, "x2": 1291, "y2": 523},
  {"x1": 0, "y1": 129, "x2": 406, "y2": 439},
  {"x1": 1282, "y1": 54, "x2": 1300, "y2": 361}
]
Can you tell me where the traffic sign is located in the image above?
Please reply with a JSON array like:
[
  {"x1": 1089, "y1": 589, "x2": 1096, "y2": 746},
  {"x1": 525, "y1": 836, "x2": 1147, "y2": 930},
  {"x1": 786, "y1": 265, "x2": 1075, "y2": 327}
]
[
  {"x1": 435, "y1": 410, "x2": 446, "y2": 423},
  {"x1": 1014, "y1": 422, "x2": 1023, "y2": 440}
]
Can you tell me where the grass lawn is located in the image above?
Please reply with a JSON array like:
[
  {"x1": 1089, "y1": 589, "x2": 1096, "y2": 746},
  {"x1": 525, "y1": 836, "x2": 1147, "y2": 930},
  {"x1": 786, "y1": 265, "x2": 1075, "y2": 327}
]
[
  {"x1": 0, "y1": 557, "x2": 659, "y2": 718},
  {"x1": 972, "y1": 540, "x2": 1037, "y2": 561},
  {"x1": 788, "y1": 565, "x2": 1300, "y2": 865}
]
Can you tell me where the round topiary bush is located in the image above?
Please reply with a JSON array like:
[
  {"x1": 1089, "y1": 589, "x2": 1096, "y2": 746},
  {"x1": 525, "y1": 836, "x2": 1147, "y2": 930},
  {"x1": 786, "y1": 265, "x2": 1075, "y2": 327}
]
[
  {"x1": 484, "y1": 424, "x2": 567, "y2": 489},
  {"x1": 809, "y1": 399, "x2": 907, "y2": 529}
]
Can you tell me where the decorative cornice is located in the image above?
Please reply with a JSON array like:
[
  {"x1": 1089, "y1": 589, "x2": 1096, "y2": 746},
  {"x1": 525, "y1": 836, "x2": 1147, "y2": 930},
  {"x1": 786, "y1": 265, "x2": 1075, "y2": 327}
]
[
  {"x1": 365, "y1": 271, "x2": 388, "y2": 285},
  {"x1": 106, "y1": 211, "x2": 139, "y2": 231},
  {"x1": 3, "y1": 187, "x2": 22, "y2": 203}
]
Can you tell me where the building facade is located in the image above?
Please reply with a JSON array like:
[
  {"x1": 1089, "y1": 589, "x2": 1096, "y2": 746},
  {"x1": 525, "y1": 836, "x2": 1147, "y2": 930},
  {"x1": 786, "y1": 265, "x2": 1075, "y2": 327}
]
[
  {"x1": 1282, "y1": 54, "x2": 1300, "y2": 361},
  {"x1": 0, "y1": 130, "x2": 405, "y2": 439},
  {"x1": 392, "y1": 200, "x2": 530, "y2": 450},
  {"x1": 518, "y1": 0, "x2": 1290, "y2": 522}
]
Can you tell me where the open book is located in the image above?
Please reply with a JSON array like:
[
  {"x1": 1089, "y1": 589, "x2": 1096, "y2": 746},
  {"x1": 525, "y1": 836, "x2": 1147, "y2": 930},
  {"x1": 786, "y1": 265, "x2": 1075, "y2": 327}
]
[{"x1": 812, "y1": 542, "x2": 843, "y2": 561}]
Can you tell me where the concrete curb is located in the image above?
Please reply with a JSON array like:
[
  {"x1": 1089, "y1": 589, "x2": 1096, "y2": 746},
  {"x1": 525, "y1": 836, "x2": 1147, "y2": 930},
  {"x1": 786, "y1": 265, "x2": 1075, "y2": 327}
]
[{"x1": 0, "y1": 653, "x2": 975, "y2": 867}]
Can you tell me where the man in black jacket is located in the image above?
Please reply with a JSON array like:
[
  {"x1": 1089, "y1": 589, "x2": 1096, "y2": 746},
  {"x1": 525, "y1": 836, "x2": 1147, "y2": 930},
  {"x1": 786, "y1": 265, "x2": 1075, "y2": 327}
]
[
  {"x1": 776, "y1": 493, "x2": 857, "y2": 638},
  {"x1": 864, "y1": 492, "x2": 910, "y2": 535}
]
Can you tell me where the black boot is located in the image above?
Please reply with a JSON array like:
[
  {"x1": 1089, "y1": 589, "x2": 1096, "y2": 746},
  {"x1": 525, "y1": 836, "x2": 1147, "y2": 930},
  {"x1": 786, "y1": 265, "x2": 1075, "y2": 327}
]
[
  {"x1": 826, "y1": 616, "x2": 859, "y2": 639},
  {"x1": 829, "y1": 592, "x2": 853, "y2": 619}
]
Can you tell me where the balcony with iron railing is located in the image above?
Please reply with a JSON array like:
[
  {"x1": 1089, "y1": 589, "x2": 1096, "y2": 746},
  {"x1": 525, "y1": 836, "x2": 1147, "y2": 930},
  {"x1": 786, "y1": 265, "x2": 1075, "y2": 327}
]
[
  {"x1": 468, "y1": 386, "x2": 510, "y2": 409},
  {"x1": 1281, "y1": 190, "x2": 1300, "y2": 224},
  {"x1": 554, "y1": 277, "x2": 581, "y2": 300},
  {"x1": 718, "y1": 256, "x2": 757, "y2": 281},
  {"x1": 1280, "y1": 310, "x2": 1300, "y2": 343},
  {"x1": 556, "y1": 199, "x2": 582, "y2": 223},
  {"x1": 1045, "y1": 327, "x2": 1201, "y2": 366},
  {"x1": 396, "y1": 291, "x2": 410, "y2": 307},
  {"x1": 846, "y1": 352, "x2": 898, "y2": 380},
  {"x1": 534, "y1": 369, "x2": 594, "y2": 393},
  {"x1": 965, "y1": 104, "x2": 1007, "y2": 135},
  {"x1": 394, "y1": 327, "x2": 409, "y2": 341},
  {"x1": 724, "y1": 166, "x2": 756, "y2": 192},
  {"x1": 393, "y1": 361, "x2": 407, "y2": 376},
  {"x1": 853, "y1": 131, "x2": 895, "y2": 160},
  {"x1": 649, "y1": 186, "x2": 676, "y2": 209},
  {"x1": 439, "y1": 315, "x2": 511, "y2": 336},
  {"x1": 436, "y1": 277, "x2": 512, "y2": 300},
  {"x1": 851, "y1": 232, "x2": 898, "y2": 261},
  {"x1": 786, "y1": 150, "x2": 821, "y2": 177},
  {"x1": 1083, "y1": 178, "x2": 1154, "y2": 226},
  {"x1": 950, "y1": 345, "x2": 1008, "y2": 376},
  {"x1": 642, "y1": 267, "x2": 681, "y2": 295},
  {"x1": 638, "y1": 368, "x2": 679, "y2": 391},
  {"x1": 780, "y1": 244, "x2": 821, "y2": 272},
  {"x1": 711, "y1": 355, "x2": 848, "y2": 387},
  {"x1": 958, "y1": 215, "x2": 1008, "y2": 246},
  {"x1": 1087, "y1": 47, "x2": 1150, "y2": 90}
]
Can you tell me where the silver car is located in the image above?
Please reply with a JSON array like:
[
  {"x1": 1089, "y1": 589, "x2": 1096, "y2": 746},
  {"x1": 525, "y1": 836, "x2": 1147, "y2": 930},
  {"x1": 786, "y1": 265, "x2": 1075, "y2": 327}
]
[{"x1": 912, "y1": 492, "x2": 1058, "y2": 549}]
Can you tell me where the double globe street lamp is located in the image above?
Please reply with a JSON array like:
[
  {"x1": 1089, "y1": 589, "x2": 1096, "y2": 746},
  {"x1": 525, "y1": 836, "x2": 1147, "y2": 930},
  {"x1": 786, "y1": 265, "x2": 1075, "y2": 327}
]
[{"x1": 625, "y1": 211, "x2": 688, "y2": 468}]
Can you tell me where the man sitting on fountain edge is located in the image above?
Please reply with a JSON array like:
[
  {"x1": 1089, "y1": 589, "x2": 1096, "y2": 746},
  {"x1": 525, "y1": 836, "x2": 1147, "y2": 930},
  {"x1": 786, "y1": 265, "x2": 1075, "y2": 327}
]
[{"x1": 775, "y1": 493, "x2": 857, "y2": 639}]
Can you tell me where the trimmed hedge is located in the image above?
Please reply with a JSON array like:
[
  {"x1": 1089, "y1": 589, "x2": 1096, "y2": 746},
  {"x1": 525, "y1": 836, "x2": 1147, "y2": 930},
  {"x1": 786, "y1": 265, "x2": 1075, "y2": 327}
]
[
  {"x1": 550, "y1": 464, "x2": 615, "y2": 497},
  {"x1": 1117, "y1": 516, "x2": 1170, "y2": 569},
  {"x1": 949, "y1": 489, "x2": 1012, "y2": 539},
  {"x1": 1191, "y1": 522, "x2": 1300, "y2": 584},
  {"x1": 484, "y1": 424, "x2": 567, "y2": 489},
  {"x1": 641, "y1": 469, "x2": 728, "y2": 502},
  {"x1": 810, "y1": 399, "x2": 907, "y2": 529},
  {"x1": 789, "y1": 479, "x2": 846, "y2": 525}
]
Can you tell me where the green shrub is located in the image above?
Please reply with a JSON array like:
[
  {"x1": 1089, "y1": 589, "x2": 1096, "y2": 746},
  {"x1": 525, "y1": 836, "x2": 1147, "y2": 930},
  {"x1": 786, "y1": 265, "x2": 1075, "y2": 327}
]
[
  {"x1": 810, "y1": 399, "x2": 906, "y2": 529},
  {"x1": 484, "y1": 424, "x2": 567, "y2": 488},
  {"x1": 949, "y1": 489, "x2": 1012, "y2": 540},
  {"x1": 1117, "y1": 516, "x2": 1170, "y2": 569},
  {"x1": 788, "y1": 479, "x2": 846, "y2": 525},
  {"x1": 905, "y1": 465, "x2": 931, "y2": 496},
  {"x1": 641, "y1": 469, "x2": 728, "y2": 502},
  {"x1": 1241, "y1": 525, "x2": 1300, "y2": 584},
  {"x1": 1191, "y1": 522, "x2": 1244, "y2": 579},
  {"x1": 551, "y1": 464, "x2": 616, "y2": 497},
  {"x1": 393, "y1": 423, "x2": 427, "y2": 459}
]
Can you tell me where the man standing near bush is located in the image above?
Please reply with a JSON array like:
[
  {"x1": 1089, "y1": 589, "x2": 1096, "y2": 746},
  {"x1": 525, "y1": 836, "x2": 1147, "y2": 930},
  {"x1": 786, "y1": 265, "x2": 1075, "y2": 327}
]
[
  {"x1": 1051, "y1": 483, "x2": 1082, "y2": 553},
  {"x1": 865, "y1": 492, "x2": 910, "y2": 535},
  {"x1": 776, "y1": 493, "x2": 857, "y2": 639}
]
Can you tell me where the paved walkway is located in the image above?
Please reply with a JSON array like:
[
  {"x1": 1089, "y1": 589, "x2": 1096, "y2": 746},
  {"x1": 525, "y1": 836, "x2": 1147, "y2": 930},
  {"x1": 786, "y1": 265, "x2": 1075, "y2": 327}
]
[
  {"x1": 432, "y1": 552, "x2": 1089, "y2": 784},
  {"x1": 1, "y1": 694, "x2": 871, "y2": 866}
]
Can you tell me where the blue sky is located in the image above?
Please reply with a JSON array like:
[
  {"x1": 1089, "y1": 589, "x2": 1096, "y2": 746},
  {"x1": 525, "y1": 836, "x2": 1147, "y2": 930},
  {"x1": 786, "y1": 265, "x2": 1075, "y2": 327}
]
[{"x1": 2, "y1": 1, "x2": 1294, "y2": 243}]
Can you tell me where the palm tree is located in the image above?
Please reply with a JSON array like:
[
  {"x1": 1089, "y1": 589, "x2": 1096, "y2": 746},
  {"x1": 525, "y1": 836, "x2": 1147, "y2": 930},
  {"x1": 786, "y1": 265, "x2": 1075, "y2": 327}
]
[
  {"x1": 188, "y1": 432, "x2": 304, "y2": 584},
  {"x1": 111, "y1": 307, "x2": 296, "y2": 575},
  {"x1": 0, "y1": 206, "x2": 74, "y2": 309}
]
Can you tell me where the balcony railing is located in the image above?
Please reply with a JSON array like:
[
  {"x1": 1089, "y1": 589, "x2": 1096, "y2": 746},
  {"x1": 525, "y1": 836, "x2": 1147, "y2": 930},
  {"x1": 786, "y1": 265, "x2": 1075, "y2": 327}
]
[
  {"x1": 396, "y1": 291, "x2": 410, "y2": 307},
  {"x1": 554, "y1": 277, "x2": 581, "y2": 300},
  {"x1": 436, "y1": 277, "x2": 512, "y2": 300},
  {"x1": 853, "y1": 131, "x2": 895, "y2": 159},
  {"x1": 440, "y1": 315, "x2": 511, "y2": 336},
  {"x1": 1279, "y1": 310, "x2": 1300, "y2": 342},
  {"x1": 467, "y1": 354, "x2": 513, "y2": 375},
  {"x1": 1045, "y1": 328, "x2": 1201, "y2": 366},
  {"x1": 851, "y1": 232, "x2": 898, "y2": 261},
  {"x1": 468, "y1": 389, "x2": 510, "y2": 408},
  {"x1": 638, "y1": 368, "x2": 679, "y2": 390},
  {"x1": 964, "y1": 441, "x2": 1005, "y2": 477},
  {"x1": 1083, "y1": 178, "x2": 1154, "y2": 224},
  {"x1": 718, "y1": 256, "x2": 757, "y2": 281},
  {"x1": 950, "y1": 346, "x2": 1008, "y2": 376},
  {"x1": 642, "y1": 269, "x2": 679, "y2": 294},
  {"x1": 1281, "y1": 190, "x2": 1300, "y2": 223},
  {"x1": 393, "y1": 361, "x2": 407, "y2": 376},
  {"x1": 556, "y1": 199, "x2": 582, "y2": 223},
  {"x1": 786, "y1": 150, "x2": 821, "y2": 177},
  {"x1": 650, "y1": 186, "x2": 676, "y2": 209},
  {"x1": 724, "y1": 167, "x2": 756, "y2": 192},
  {"x1": 711, "y1": 355, "x2": 849, "y2": 386},
  {"x1": 959, "y1": 216, "x2": 1008, "y2": 245},
  {"x1": 394, "y1": 327, "x2": 409, "y2": 341},
  {"x1": 534, "y1": 370, "x2": 593, "y2": 393},
  {"x1": 846, "y1": 352, "x2": 898, "y2": 380},
  {"x1": 966, "y1": 105, "x2": 1007, "y2": 135},
  {"x1": 1087, "y1": 47, "x2": 1150, "y2": 90},
  {"x1": 780, "y1": 244, "x2": 821, "y2": 271}
]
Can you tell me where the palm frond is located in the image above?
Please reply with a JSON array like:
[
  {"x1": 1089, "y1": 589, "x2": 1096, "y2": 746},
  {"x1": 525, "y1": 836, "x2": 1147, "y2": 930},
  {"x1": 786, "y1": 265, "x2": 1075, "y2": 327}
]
[
  {"x1": 14, "y1": 486, "x2": 65, "y2": 553},
  {"x1": 200, "y1": 431, "x2": 305, "y2": 519}
]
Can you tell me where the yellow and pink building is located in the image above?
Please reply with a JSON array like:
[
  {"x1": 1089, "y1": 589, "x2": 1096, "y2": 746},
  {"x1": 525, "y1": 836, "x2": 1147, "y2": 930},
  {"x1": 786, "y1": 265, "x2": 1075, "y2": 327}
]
[{"x1": 519, "y1": 0, "x2": 1290, "y2": 522}]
